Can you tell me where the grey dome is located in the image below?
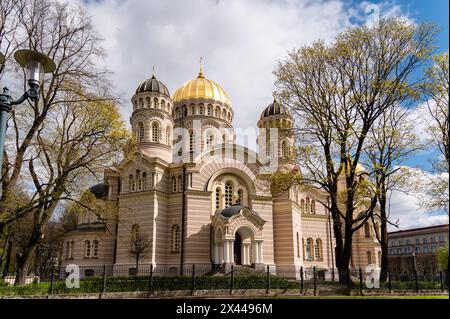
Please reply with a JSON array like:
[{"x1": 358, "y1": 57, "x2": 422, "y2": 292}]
[
  {"x1": 260, "y1": 100, "x2": 291, "y2": 119},
  {"x1": 135, "y1": 75, "x2": 170, "y2": 97},
  {"x1": 219, "y1": 204, "x2": 260, "y2": 218},
  {"x1": 88, "y1": 183, "x2": 108, "y2": 199}
]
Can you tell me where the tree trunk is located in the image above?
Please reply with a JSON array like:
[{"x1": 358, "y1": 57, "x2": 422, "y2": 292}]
[
  {"x1": 1, "y1": 240, "x2": 13, "y2": 278},
  {"x1": 135, "y1": 254, "x2": 139, "y2": 276},
  {"x1": 330, "y1": 204, "x2": 353, "y2": 284},
  {"x1": 379, "y1": 196, "x2": 389, "y2": 282}
]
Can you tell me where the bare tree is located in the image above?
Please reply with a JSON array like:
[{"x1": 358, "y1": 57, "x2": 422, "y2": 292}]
[
  {"x1": 129, "y1": 224, "x2": 151, "y2": 276},
  {"x1": 274, "y1": 19, "x2": 437, "y2": 282}
]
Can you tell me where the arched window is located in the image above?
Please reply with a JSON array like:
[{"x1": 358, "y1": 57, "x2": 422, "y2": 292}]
[
  {"x1": 199, "y1": 105, "x2": 204, "y2": 115},
  {"x1": 215, "y1": 188, "x2": 221, "y2": 209},
  {"x1": 129, "y1": 174, "x2": 135, "y2": 192},
  {"x1": 152, "y1": 122, "x2": 159, "y2": 142},
  {"x1": 172, "y1": 176, "x2": 177, "y2": 193},
  {"x1": 92, "y1": 240, "x2": 99, "y2": 258},
  {"x1": 310, "y1": 199, "x2": 315, "y2": 214},
  {"x1": 189, "y1": 130, "x2": 195, "y2": 153},
  {"x1": 161, "y1": 100, "x2": 165, "y2": 110},
  {"x1": 153, "y1": 98, "x2": 158, "y2": 108},
  {"x1": 306, "y1": 238, "x2": 313, "y2": 260},
  {"x1": 172, "y1": 225, "x2": 181, "y2": 252},
  {"x1": 367, "y1": 251, "x2": 372, "y2": 264},
  {"x1": 222, "y1": 109, "x2": 226, "y2": 119},
  {"x1": 207, "y1": 105, "x2": 212, "y2": 116},
  {"x1": 222, "y1": 134, "x2": 226, "y2": 144},
  {"x1": 177, "y1": 176, "x2": 183, "y2": 192},
  {"x1": 84, "y1": 240, "x2": 91, "y2": 258},
  {"x1": 281, "y1": 141, "x2": 288, "y2": 159},
  {"x1": 315, "y1": 239, "x2": 322, "y2": 260},
  {"x1": 183, "y1": 105, "x2": 187, "y2": 116},
  {"x1": 146, "y1": 97, "x2": 150, "y2": 108},
  {"x1": 139, "y1": 98, "x2": 143, "y2": 108},
  {"x1": 214, "y1": 106, "x2": 219, "y2": 117},
  {"x1": 166, "y1": 126, "x2": 171, "y2": 145},
  {"x1": 236, "y1": 189, "x2": 242, "y2": 205},
  {"x1": 305, "y1": 197, "x2": 310, "y2": 214},
  {"x1": 142, "y1": 172, "x2": 147, "y2": 190},
  {"x1": 296, "y1": 233, "x2": 300, "y2": 258},
  {"x1": 364, "y1": 223, "x2": 371, "y2": 238},
  {"x1": 300, "y1": 199, "x2": 305, "y2": 213},
  {"x1": 136, "y1": 170, "x2": 142, "y2": 191},
  {"x1": 138, "y1": 122, "x2": 145, "y2": 142},
  {"x1": 205, "y1": 131, "x2": 214, "y2": 149},
  {"x1": 224, "y1": 182, "x2": 233, "y2": 207}
]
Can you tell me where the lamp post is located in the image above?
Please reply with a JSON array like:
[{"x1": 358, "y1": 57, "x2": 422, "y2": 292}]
[{"x1": 0, "y1": 50, "x2": 55, "y2": 193}]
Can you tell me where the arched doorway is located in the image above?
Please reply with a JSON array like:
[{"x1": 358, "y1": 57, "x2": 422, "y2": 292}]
[{"x1": 234, "y1": 232, "x2": 242, "y2": 265}]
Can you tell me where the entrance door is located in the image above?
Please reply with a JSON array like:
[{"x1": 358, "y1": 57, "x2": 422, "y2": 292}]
[{"x1": 234, "y1": 232, "x2": 242, "y2": 265}]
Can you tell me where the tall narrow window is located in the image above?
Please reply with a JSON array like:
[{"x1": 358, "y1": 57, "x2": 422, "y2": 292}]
[
  {"x1": 199, "y1": 105, "x2": 203, "y2": 115},
  {"x1": 310, "y1": 199, "x2": 315, "y2": 214},
  {"x1": 207, "y1": 105, "x2": 212, "y2": 115},
  {"x1": 305, "y1": 197, "x2": 310, "y2": 214},
  {"x1": 146, "y1": 97, "x2": 150, "y2": 108},
  {"x1": 152, "y1": 122, "x2": 159, "y2": 142},
  {"x1": 131, "y1": 224, "x2": 140, "y2": 250},
  {"x1": 166, "y1": 126, "x2": 171, "y2": 145},
  {"x1": 302, "y1": 238, "x2": 305, "y2": 260},
  {"x1": 191, "y1": 105, "x2": 195, "y2": 115},
  {"x1": 222, "y1": 134, "x2": 226, "y2": 144},
  {"x1": 153, "y1": 98, "x2": 158, "y2": 108},
  {"x1": 84, "y1": 240, "x2": 91, "y2": 258},
  {"x1": 139, "y1": 98, "x2": 143, "y2": 108},
  {"x1": 224, "y1": 182, "x2": 233, "y2": 207},
  {"x1": 142, "y1": 172, "x2": 147, "y2": 190},
  {"x1": 236, "y1": 189, "x2": 242, "y2": 205},
  {"x1": 92, "y1": 240, "x2": 98, "y2": 258},
  {"x1": 315, "y1": 239, "x2": 322, "y2": 260},
  {"x1": 205, "y1": 131, "x2": 214, "y2": 149},
  {"x1": 172, "y1": 225, "x2": 181, "y2": 252},
  {"x1": 306, "y1": 238, "x2": 313, "y2": 260},
  {"x1": 215, "y1": 188, "x2": 221, "y2": 209},
  {"x1": 364, "y1": 223, "x2": 371, "y2": 238},
  {"x1": 136, "y1": 170, "x2": 142, "y2": 191},
  {"x1": 189, "y1": 130, "x2": 195, "y2": 153},
  {"x1": 281, "y1": 141, "x2": 287, "y2": 159},
  {"x1": 172, "y1": 176, "x2": 177, "y2": 193},
  {"x1": 177, "y1": 176, "x2": 183, "y2": 192},
  {"x1": 215, "y1": 106, "x2": 219, "y2": 117},
  {"x1": 367, "y1": 251, "x2": 372, "y2": 264},
  {"x1": 296, "y1": 233, "x2": 300, "y2": 258},
  {"x1": 138, "y1": 122, "x2": 145, "y2": 142},
  {"x1": 129, "y1": 175, "x2": 135, "y2": 192},
  {"x1": 300, "y1": 199, "x2": 305, "y2": 213}
]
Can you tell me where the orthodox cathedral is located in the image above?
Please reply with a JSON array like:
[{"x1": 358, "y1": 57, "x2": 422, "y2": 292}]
[{"x1": 61, "y1": 64, "x2": 380, "y2": 278}]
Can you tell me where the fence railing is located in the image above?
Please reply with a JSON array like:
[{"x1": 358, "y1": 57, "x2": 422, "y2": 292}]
[{"x1": 0, "y1": 265, "x2": 448, "y2": 297}]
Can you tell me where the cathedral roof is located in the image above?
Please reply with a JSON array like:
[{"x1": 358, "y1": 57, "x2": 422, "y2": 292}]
[
  {"x1": 260, "y1": 99, "x2": 291, "y2": 119},
  {"x1": 135, "y1": 74, "x2": 170, "y2": 97},
  {"x1": 88, "y1": 183, "x2": 108, "y2": 199},
  {"x1": 172, "y1": 64, "x2": 231, "y2": 106},
  {"x1": 218, "y1": 204, "x2": 260, "y2": 218}
]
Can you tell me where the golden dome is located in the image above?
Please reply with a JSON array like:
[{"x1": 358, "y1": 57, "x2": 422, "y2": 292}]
[{"x1": 172, "y1": 69, "x2": 231, "y2": 106}]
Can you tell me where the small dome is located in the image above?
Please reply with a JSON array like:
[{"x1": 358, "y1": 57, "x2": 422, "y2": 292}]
[
  {"x1": 173, "y1": 70, "x2": 231, "y2": 106},
  {"x1": 135, "y1": 74, "x2": 170, "y2": 97},
  {"x1": 88, "y1": 183, "x2": 108, "y2": 199},
  {"x1": 218, "y1": 204, "x2": 260, "y2": 218},
  {"x1": 260, "y1": 99, "x2": 291, "y2": 119}
]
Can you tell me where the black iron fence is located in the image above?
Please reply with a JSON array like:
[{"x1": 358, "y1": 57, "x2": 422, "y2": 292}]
[{"x1": 0, "y1": 265, "x2": 448, "y2": 297}]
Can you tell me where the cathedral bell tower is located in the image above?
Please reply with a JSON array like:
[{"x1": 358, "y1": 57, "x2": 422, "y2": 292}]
[{"x1": 130, "y1": 70, "x2": 174, "y2": 163}]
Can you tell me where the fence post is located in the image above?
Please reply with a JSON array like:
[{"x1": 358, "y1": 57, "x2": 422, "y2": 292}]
[
  {"x1": 414, "y1": 269, "x2": 419, "y2": 294},
  {"x1": 388, "y1": 270, "x2": 392, "y2": 294},
  {"x1": 313, "y1": 266, "x2": 317, "y2": 296},
  {"x1": 191, "y1": 264, "x2": 195, "y2": 296},
  {"x1": 229, "y1": 265, "x2": 234, "y2": 295},
  {"x1": 102, "y1": 264, "x2": 107, "y2": 294},
  {"x1": 300, "y1": 266, "x2": 304, "y2": 295},
  {"x1": 359, "y1": 268, "x2": 363, "y2": 296},
  {"x1": 49, "y1": 266, "x2": 55, "y2": 296},
  {"x1": 439, "y1": 271, "x2": 444, "y2": 293},
  {"x1": 149, "y1": 264, "x2": 154, "y2": 295},
  {"x1": 266, "y1": 265, "x2": 270, "y2": 295}
]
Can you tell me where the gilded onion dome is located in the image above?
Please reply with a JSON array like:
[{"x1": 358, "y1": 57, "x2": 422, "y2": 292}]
[
  {"x1": 260, "y1": 99, "x2": 292, "y2": 119},
  {"x1": 172, "y1": 67, "x2": 231, "y2": 107}
]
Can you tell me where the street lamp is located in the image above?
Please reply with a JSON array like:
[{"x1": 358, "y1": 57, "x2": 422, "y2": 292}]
[{"x1": 0, "y1": 50, "x2": 55, "y2": 184}]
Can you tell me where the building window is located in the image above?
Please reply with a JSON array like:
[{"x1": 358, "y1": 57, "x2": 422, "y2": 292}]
[
  {"x1": 214, "y1": 106, "x2": 219, "y2": 117},
  {"x1": 305, "y1": 197, "x2": 310, "y2": 214},
  {"x1": 314, "y1": 239, "x2": 322, "y2": 260},
  {"x1": 84, "y1": 240, "x2": 91, "y2": 258},
  {"x1": 300, "y1": 199, "x2": 305, "y2": 213},
  {"x1": 415, "y1": 246, "x2": 420, "y2": 253},
  {"x1": 364, "y1": 223, "x2": 371, "y2": 238},
  {"x1": 172, "y1": 176, "x2": 177, "y2": 193},
  {"x1": 152, "y1": 122, "x2": 159, "y2": 142},
  {"x1": 142, "y1": 172, "x2": 147, "y2": 190},
  {"x1": 439, "y1": 236, "x2": 444, "y2": 242},
  {"x1": 199, "y1": 105, "x2": 203, "y2": 115},
  {"x1": 146, "y1": 97, "x2": 150, "y2": 108},
  {"x1": 224, "y1": 182, "x2": 233, "y2": 207},
  {"x1": 205, "y1": 131, "x2": 214, "y2": 149},
  {"x1": 172, "y1": 225, "x2": 181, "y2": 252},
  {"x1": 166, "y1": 126, "x2": 171, "y2": 145},
  {"x1": 310, "y1": 199, "x2": 315, "y2": 214},
  {"x1": 281, "y1": 141, "x2": 287, "y2": 159},
  {"x1": 367, "y1": 251, "x2": 372, "y2": 264},
  {"x1": 138, "y1": 122, "x2": 145, "y2": 142},
  {"x1": 296, "y1": 233, "x2": 300, "y2": 258},
  {"x1": 406, "y1": 239, "x2": 410, "y2": 245},
  {"x1": 431, "y1": 237, "x2": 436, "y2": 243},
  {"x1": 222, "y1": 134, "x2": 226, "y2": 144},
  {"x1": 236, "y1": 189, "x2": 242, "y2": 205},
  {"x1": 131, "y1": 224, "x2": 140, "y2": 249},
  {"x1": 191, "y1": 105, "x2": 195, "y2": 115},
  {"x1": 423, "y1": 246, "x2": 429, "y2": 253},
  {"x1": 416, "y1": 238, "x2": 420, "y2": 245},
  {"x1": 306, "y1": 238, "x2": 313, "y2": 260},
  {"x1": 92, "y1": 240, "x2": 98, "y2": 258},
  {"x1": 215, "y1": 188, "x2": 221, "y2": 209},
  {"x1": 189, "y1": 130, "x2": 195, "y2": 153},
  {"x1": 207, "y1": 105, "x2": 212, "y2": 116},
  {"x1": 177, "y1": 176, "x2": 183, "y2": 192},
  {"x1": 422, "y1": 238, "x2": 427, "y2": 244}
]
